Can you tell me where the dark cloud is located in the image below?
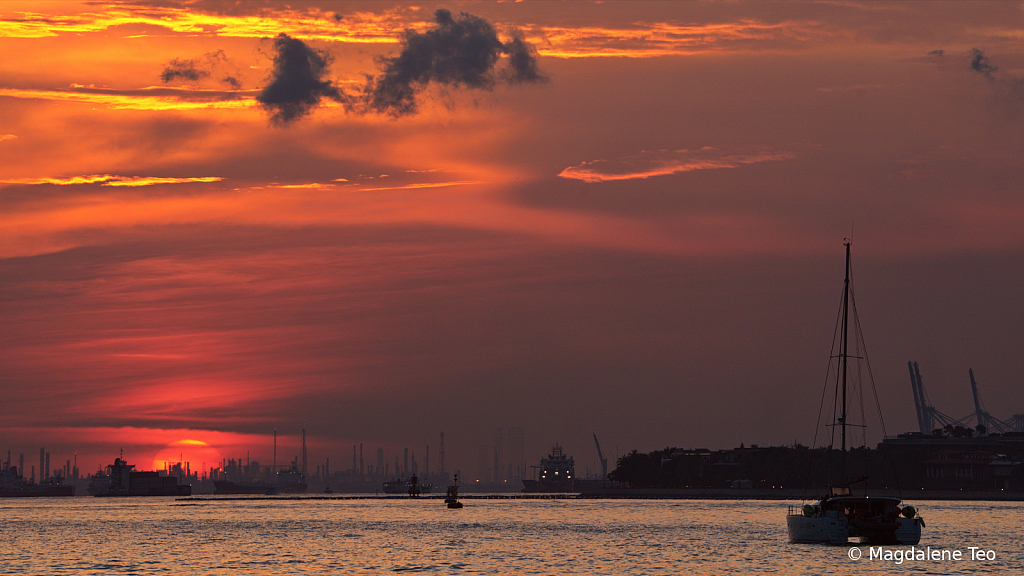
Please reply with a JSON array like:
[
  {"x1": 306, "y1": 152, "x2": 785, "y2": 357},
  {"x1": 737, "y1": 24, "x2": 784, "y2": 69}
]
[
  {"x1": 161, "y1": 58, "x2": 209, "y2": 83},
  {"x1": 362, "y1": 9, "x2": 546, "y2": 116},
  {"x1": 501, "y1": 35, "x2": 544, "y2": 84},
  {"x1": 969, "y1": 48, "x2": 998, "y2": 79},
  {"x1": 929, "y1": 48, "x2": 1024, "y2": 111},
  {"x1": 161, "y1": 50, "x2": 241, "y2": 89},
  {"x1": 257, "y1": 34, "x2": 346, "y2": 125}
]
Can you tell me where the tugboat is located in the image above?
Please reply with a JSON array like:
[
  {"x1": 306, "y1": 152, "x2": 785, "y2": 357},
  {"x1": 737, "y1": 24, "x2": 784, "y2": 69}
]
[
  {"x1": 521, "y1": 443, "x2": 575, "y2": 492},
  {"x1": 786, "y1": 242, "x2": 924, "y2": 545}
]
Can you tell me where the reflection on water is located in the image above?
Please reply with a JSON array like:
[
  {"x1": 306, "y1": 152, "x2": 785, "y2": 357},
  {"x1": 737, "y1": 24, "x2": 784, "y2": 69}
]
[{"x1": 0, "y1": 498, "x2": 1018, "y2": 574}]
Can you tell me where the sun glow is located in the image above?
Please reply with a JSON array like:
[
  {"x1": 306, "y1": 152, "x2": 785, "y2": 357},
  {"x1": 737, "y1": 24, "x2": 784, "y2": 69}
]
[{"x1": 152, "y1": 439, "x2": 223, "y2": 473}]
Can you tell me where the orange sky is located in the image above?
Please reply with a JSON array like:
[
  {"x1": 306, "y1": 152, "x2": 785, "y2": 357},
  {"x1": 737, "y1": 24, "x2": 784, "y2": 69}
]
[{"x1": 3, "y1": 1, "x2": 1024, "y2": 477}]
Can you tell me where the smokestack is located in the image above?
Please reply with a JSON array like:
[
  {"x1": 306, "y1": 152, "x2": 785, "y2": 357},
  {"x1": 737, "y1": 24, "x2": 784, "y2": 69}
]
[
  {"x1": 425, "y1": 445, "x2": 430, "y2": 482},
  {"x1": 40, "y1": 448, "x2": 44, "y2": 481},
  {"x1": 359, "y1": 443, "x2": 364, "y2": 475},
  {"x1": 302, "y1": 429, "x2": 307, "y2": 476},
  {"x1": 352, "y1": 445, "x2": 357, "y2": 472},
  {"x1": 273, "y1": 429, "x2": 277, "y2": 472}
]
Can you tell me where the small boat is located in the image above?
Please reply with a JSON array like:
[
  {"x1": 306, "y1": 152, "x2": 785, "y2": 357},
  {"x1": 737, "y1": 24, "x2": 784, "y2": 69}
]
[
  {"x1": 445, "y1": 474, "x2": 463, "y2": 509},
  {"x1": 786, "y1": 241, "x2": 924, "y2": 545}
]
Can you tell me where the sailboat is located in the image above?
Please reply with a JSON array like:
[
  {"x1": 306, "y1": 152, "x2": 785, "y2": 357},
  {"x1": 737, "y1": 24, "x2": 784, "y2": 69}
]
[{"x1": 786, "y1": 241, "x2": 924, "y2": 545}]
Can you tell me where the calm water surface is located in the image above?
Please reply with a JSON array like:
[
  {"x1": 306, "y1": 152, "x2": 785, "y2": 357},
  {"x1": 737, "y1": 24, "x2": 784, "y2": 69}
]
[{"x1": 0, "y1": 497, "x2": 1018, "y2": 575}]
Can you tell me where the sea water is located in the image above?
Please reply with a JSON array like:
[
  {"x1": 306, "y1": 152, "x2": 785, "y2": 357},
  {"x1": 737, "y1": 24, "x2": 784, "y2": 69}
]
[{"x1": 0, "y1": 497, "x2": 1018, "y2": 575}]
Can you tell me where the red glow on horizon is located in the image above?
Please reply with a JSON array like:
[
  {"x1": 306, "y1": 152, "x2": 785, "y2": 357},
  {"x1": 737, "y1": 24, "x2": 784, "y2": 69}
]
[{"x1": 151, "y1": 438, "x2": 224, "y2": 473}]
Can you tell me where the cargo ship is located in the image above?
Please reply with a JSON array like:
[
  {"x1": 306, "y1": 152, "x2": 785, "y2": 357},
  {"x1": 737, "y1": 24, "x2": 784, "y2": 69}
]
[
  {"x1": 382, "y1": 476, "x2": 432, "y2": 494},
  {"x1": 271, "y1": 465, "x2": 308, "y2": 494},
  {"x1": 215, "y1": 464, "x2": 308, "y2": 495},
  {"x1": 522, "y1": 443, "x2": 575, "y2": 493},
  {"x1": 0, "y1": 462, "x2": 74, "y2": 497},
  {"x1": 89, "y1": 456, "x2": 191, "y2": 497}
]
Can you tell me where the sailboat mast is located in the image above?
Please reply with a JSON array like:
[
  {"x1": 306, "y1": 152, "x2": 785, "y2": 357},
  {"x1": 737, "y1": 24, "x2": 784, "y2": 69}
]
[{"x1": 840, "y1": 241, "x2": 851, "y2": 462}]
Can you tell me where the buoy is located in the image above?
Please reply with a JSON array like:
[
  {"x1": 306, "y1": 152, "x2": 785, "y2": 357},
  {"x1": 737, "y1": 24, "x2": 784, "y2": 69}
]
[
  {"x1": 803, "y1": 504, "x2": 815, "y2": 517},
  {"x1": 902, "y1": 505, "x2": 916, "y2": 518}
]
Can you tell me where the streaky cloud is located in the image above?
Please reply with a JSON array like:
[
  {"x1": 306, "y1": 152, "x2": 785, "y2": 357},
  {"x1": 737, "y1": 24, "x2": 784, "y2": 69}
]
[
  {"x1": 0, "y1": 86, "x2": 252, "y2": 111},
  {"x1": 0, "y1": 175, "x2": 223, "y2": 187},
  {"x1": 362, "y1": 9, "x2": 546, "y2": 117},
  {"x1": 257, "y1": 34, "x2": 346, "y2": 125},
  {"x1": 558, "y1": 149, "x2": 796, "y2": 183}
]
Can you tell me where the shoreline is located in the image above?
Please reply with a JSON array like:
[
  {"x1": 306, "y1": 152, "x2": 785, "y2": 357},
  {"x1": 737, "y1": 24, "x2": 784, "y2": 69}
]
[
  {"x1": 172, "y1": 488, "x2": 1024, "y2": 502},
  {"x1": 576, "y1": 487, "x2": 1024, "y2": 501}
]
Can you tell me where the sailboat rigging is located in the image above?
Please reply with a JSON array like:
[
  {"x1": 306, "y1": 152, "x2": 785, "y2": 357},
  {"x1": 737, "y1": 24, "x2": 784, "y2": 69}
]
[{"x1": 786, "y1": 241, "x2": 924, "y2": 545}]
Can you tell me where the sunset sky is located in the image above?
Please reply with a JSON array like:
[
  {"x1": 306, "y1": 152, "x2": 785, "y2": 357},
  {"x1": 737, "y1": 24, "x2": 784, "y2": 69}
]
[{"x1": 3, "y1": 1, "x2": 1024, "y2": 478}]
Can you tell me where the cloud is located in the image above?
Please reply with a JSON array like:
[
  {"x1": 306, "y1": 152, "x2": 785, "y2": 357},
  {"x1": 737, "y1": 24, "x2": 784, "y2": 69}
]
[
  {"x1": 558, "y1": 148, "x2": 796, "y2": 183},
  {"x1": 969, "y1": 48, "x2": 998, "y2": 80},
  {"x1": 362, "y1": 9, "x2": 546, "y2": 116},
  {"x1": 161, "y1": 50, "x2": 242, "y2": 89},
  {"x1": 161, "y1": 58, "x2": 210, "y2": 83},
  {"x1": 0, "y1": 175, "x2": 223, "y2": 187},
  {"x1": 0, "y1": 134, "x2": 16, "y2": 142},
  {"x1": 931, "y1": 48, "x2": 1024, "y2": 106},
  {"x1": 257, "y1": 34, "x2": 346, "y2": 125}
]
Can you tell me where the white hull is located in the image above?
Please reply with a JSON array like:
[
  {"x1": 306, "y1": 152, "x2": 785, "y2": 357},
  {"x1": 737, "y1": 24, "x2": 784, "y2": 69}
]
[
  {"x1": 787, "y1": 512, "x2": 850, "y2": 544},
  {"x1": 787, "y1": 510, "x2": 923, "y2": 545}
]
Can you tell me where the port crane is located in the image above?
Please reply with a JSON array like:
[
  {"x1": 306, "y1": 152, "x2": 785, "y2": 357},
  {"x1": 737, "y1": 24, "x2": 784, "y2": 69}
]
[
  {"x1": 593, "y1": 433, "x2": 608, "y2": 480},
  {"x1": 908, "y1": 361, "x2": 1023, "y2": 434},
  {"x1": 968, "y1": 369, "x2": 1022, "y2": 433}
]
